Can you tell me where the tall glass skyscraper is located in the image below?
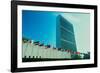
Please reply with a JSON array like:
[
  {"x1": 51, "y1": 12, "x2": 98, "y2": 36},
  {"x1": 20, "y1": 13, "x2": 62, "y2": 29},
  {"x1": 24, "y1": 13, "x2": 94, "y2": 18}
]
[{"x1": 56, "y1": 15, "x2": 77, "y2": 52}]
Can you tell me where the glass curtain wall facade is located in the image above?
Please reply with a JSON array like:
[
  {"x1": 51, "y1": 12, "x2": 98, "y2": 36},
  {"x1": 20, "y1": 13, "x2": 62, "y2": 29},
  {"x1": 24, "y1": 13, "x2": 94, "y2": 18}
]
[{"x1": 56, "y1": 15, "x2": 77, "y2": 52}]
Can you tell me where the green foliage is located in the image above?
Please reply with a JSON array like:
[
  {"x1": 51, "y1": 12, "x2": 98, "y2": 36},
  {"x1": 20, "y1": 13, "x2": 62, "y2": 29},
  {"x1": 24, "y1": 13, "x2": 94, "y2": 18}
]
[{"x1": 71, "y1": 54, "x2": 81, "y2": 60}]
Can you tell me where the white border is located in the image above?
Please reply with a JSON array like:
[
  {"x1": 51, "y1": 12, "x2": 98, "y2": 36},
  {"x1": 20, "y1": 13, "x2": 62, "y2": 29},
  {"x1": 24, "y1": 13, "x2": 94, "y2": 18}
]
[{"x1": 17, "y1": 5, "x2": 94, "y2": 68}]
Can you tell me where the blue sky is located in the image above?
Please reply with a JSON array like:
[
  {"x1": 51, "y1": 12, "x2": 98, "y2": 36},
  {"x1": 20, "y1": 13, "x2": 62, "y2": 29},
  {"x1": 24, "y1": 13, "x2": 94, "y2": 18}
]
[
  {"x1": 22, "y1": 10, "x2": 59, "y2": 46},
  {"x1": 22, "y1": 10, "x2": 90, "y2": 53}
]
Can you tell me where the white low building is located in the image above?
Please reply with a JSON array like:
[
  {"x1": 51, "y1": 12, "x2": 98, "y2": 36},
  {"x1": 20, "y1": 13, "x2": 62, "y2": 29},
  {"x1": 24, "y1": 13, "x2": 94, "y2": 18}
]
[{"x1": 22, "y1": 41, "x2": 71, "y2": 59}]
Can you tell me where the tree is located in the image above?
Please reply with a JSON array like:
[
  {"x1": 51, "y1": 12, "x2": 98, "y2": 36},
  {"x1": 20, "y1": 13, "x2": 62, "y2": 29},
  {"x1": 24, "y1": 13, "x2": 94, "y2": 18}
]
[{"x1": 71, "y1": 54, "x2": 81, "y2": 60}]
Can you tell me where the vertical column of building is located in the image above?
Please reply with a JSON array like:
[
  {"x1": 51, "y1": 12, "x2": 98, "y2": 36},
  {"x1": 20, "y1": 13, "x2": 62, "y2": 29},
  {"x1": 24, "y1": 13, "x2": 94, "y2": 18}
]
[{"x1": 59, "y1": 15, "x2": 77, "y2": 52}]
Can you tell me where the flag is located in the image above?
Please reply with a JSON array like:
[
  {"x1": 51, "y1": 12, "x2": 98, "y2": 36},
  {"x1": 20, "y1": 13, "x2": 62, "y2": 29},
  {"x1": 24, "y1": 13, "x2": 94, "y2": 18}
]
[{"x1": 76, "y1": 52, "x2": 80, "y2": 54}]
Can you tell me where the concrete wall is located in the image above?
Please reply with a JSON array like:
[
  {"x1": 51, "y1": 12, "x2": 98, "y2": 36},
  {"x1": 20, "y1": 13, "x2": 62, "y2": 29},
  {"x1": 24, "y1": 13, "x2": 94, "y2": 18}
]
[{"x1": 22, "y1": 42, "x2": 71, "y2": 59}]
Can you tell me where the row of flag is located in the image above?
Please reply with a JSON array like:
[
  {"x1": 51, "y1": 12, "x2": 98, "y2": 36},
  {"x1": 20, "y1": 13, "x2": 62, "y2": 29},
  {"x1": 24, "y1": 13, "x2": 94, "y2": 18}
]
[{"x1": 23, "y1": 39, "x2": 81, "y2": 55}]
